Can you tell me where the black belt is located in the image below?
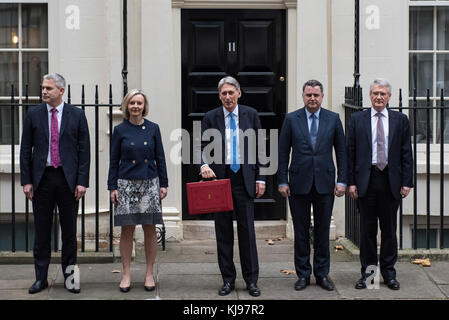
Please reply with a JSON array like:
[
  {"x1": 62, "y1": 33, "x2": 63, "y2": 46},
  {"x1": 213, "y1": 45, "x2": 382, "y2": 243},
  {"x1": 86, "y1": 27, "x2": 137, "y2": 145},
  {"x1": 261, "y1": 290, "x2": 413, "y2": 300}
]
[{"x1": 371, "y1": 165, "x2": 387, "y2": 172}]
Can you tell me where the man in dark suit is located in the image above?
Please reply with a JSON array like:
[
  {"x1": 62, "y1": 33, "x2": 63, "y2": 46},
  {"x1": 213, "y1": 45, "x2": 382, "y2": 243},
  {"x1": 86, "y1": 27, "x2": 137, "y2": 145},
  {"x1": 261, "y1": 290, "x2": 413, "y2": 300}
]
[
  {"x1": 347, "y1": 78, "x2": 413, "y2": 291},
  {"x1": 200, "y1": 76, "x2": 265, "y2": 297},
  {"x1": 20, "y1": 73, "x2": 90, "y2": 294},
  {"x1": 278, "y1": 80, "x2": 347, "y2": 291}
]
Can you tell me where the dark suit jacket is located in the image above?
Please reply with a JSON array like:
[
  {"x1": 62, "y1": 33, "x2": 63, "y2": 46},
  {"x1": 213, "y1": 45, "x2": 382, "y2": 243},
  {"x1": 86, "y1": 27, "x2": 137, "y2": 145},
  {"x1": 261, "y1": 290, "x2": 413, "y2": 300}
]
[
  {"x1": 20, "y1": 103, "x2": 91, "y2": 193},
  {"x1": 347, "y1": 108, "x2": 413, "y2": 200},
  {"x1": 107, "y1": 119, "x2": 168, "y2": 190},
  {"x1": 199, "y1": 105, "x2": 266, "y2": 198},
  {"x1": 278, "y1": 107, "x2": 347, "y2": 195}
]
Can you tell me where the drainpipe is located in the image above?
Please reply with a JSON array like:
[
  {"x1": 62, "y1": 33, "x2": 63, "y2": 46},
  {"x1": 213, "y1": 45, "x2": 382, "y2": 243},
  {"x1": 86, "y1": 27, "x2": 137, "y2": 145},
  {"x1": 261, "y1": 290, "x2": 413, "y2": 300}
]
[
  {"x1": 122, "y1": 0, "x2": 128, "y2": 96},
  {"x1": 354, "y1": 0, "x2": 360, "y2": 88}
]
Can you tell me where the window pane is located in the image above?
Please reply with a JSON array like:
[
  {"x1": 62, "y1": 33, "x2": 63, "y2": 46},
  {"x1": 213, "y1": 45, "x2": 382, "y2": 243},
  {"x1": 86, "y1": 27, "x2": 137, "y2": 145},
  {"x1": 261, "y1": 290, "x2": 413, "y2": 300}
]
[
  {"x1": 0, "y1": 99, "x2": 19, "y2": 145},
  {"x1": 0, "y1": 3, "x2": 18, "y2": 48},
  {"x1": 444, "y1": 230, "x2": 449, "y2": 248},
  {"x1": 410, "y1": 7, "x2": 434, "y2": 50},
  {"x1": 436, "y1": 99, "x2": 449, "y2": 143},
  {"x1": 409, "y1": 53, "x2": 433, "y2": 97},
  {"x1": 437, "y1": 7, "x2": 449, "y2": 50},
  {"x1": 437, "y1": 53, "x2": 449, "y2": 95},
  {"x1": 409, "y1": 99, "x2": 434, "y2": 144},
  {"x1": 415, "y1": 229, "x2": 437, "y2": 249},
  {"x1": 0, "y1": 52, "x2": 19, "y2": 96},
  {"x1": 22, "y1": 4, "x2": 48, "y2": 48},
  {"x1": 22, "y1": 52, "x2": 48, "y2": 96}
]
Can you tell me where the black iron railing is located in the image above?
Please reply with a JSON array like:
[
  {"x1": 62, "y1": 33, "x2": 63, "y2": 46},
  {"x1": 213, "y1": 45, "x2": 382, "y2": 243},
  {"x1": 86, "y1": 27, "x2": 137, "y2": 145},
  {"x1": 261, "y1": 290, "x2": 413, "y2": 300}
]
[
  {"x1": 344, "y1": 86, "x2": 448, "y2": 249},
  {"x1": 0, "y1": 84, "x2": 165, "y2": 253}
]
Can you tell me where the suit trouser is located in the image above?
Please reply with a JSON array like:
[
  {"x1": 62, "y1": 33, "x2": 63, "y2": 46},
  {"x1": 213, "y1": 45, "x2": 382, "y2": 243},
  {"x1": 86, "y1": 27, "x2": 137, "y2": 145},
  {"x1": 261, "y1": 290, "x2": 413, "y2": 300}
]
[
  {"x1": 358, "y1": 166, "x2": 400, "y2": 281},
  {"x1": 214, "y1": 166, "x2": 259, "y2": 285},
  {"x1": 289, "y1": 184, "x2": 334, "y2": 278},
  {"x1": 32, "y1": 167, "x2": 78, "y2": 281}
]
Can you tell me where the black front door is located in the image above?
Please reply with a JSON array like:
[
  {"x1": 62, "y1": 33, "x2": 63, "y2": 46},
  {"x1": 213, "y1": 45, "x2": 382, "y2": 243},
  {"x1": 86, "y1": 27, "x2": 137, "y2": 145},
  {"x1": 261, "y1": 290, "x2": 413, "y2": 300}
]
[{"x1": 181, "y1": 9, "x2": 286, "y2": 220}]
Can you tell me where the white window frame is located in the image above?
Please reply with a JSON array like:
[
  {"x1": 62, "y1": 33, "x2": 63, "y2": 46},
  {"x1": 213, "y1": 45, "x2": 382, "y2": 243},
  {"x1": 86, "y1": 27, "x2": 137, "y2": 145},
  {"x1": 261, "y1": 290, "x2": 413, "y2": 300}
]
[
  {"x1": 409, "y1": 1, "x2": 449, "y2": 163},
  {"x1": 0, "y1": 2, "x2": 48, "y2": 170}
]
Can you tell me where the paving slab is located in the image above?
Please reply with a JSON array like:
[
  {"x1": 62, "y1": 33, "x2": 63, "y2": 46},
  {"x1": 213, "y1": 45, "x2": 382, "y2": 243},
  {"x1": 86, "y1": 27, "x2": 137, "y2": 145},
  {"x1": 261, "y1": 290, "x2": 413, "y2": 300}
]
[
  {"x1": 159, "y1": 262, "x2": 220, "y2": 276},
  {"x1": 331, "y1": 261, "x2": 362, "y2": 273},
  {"x1": 158, "y1": 274, "x2": 240, "y2": 300},
  {"x1": 421, "y1": 262, "x2": 449, "y2": 285},
  {"x1": 439, "y1": 285, "x2": 449, "y2": 298},
  {"x1": 53, "y1": 263, "x2": 150, "y2": 285},
  {"x1": 239, "y1": 277, "x2": 340, "y2": 300},
  {"x1": 0, "y1": 288, "x2": 49, "y2": 300},
  {"x1": 0, "y1": 279, "x2": 34, "y2": 290},
  {"x1": 331, "y1": 264, "x2": 446, "y2": 300},
  {"x1": 48, "y1": 282, "x2": 157, "y2": 300},
  {"x1": 157, "y1": 253, "x2": 219, "y2": 263},
  {"x1": 0, "y1": 264, "x2": 59, "y2": 281}
]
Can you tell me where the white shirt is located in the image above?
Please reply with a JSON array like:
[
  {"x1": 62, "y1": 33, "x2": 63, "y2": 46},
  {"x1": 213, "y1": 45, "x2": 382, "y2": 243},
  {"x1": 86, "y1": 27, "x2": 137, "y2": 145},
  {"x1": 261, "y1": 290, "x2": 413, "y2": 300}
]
[
  {"x1": 371, "y1": 107, "x2": 389, "y2": 165},
  {"x1": 223, "y1": 105, "x2": 240, "y2": 165},
  {"x1": 46, "y1": 102, "x2": 64, "y2": 166}
]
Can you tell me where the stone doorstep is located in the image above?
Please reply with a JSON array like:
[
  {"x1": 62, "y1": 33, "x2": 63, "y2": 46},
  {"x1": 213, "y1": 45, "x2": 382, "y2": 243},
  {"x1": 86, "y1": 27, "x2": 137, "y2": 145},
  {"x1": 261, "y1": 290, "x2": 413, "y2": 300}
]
[
  {"x1": 182, "y1": 220, "x2": 288, "y2": 240},
  {"x1": 336, "y1": 237, "x2": 449, "y2": 261}
]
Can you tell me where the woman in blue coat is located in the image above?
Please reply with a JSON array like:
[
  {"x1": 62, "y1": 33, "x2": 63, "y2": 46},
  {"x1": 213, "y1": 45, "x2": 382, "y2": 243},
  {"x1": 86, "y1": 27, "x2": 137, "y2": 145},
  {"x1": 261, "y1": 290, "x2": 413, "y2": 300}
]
[{"x1": 108, "y1": 89, "x2": 168, "y2": 293}]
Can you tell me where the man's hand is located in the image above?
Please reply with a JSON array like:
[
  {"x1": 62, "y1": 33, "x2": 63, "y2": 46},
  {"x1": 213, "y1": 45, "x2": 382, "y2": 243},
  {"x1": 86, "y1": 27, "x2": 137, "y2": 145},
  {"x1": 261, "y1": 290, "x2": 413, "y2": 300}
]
[
  {"x1": 348, "y1": 185, "x2": 358, "y2": 200},
  {"x1": 334, "y1": 184, "x2": 346, "y2": 197},
  {"x1": 256, "y1": 183, "x2": 266, "y2": 198},
  {"x1": 75, "y1": 185, "x2": 87, "y2": 201},
  {"x1": 200, "y1": 165, "x2": 216, "y2": 180},
  {"x1": 160, "y1": 187, "x2": 168, "y2": 200},
  {"x1": 110, "y1": 190, "x2": 119, "y2": 205},
  {"x1": 23, "y1": 184, "x2": 34, "y2": 201},
  {"x1": 278, "y1": 185, "x2": 290, "y2": 198},
  {"x1": 400, "y1": 186, "x2": 410, "y2": 198}
]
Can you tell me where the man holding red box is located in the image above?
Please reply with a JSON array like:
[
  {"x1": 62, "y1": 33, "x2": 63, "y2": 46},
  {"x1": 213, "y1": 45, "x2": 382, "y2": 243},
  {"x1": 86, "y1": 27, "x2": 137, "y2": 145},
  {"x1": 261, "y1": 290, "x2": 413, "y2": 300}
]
[{"x1": 200, "y1": 76, "x2": 266, "y2": 297}]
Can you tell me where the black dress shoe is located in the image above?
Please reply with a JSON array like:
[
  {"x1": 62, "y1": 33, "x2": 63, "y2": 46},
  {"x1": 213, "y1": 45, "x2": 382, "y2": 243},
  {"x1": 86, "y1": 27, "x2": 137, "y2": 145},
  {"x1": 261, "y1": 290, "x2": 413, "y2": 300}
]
[
  {"x1": 218, "y1": 282, "x2": 234, "y2": 296},
  {"x1": 294, "y1": 277, "x2": 310, "y2": 291},
  {"x1": 144, "y1": 285, "x2": 155, "y2": 292},
  {"x1": 355, "y1": 278, "x2": 367, "y2": 289},
  {"x1": 247, "y1": 283, "x2": 261, "y2": 297},
  {"x1": 316, "y1": 276, "x2": 335, "y2": 291},
  {"x1": 64, "y1": 281, "x2": 81, "y2": 294},
  {"x1": 28, "y1": 280, "x2": 48, "y2": 294},
  {"x1": 119, "y1": 286, "x2": 131, "y2": 293},
  {"x1": 384, "y1": 278, "x2": 400, "y2": 290}
]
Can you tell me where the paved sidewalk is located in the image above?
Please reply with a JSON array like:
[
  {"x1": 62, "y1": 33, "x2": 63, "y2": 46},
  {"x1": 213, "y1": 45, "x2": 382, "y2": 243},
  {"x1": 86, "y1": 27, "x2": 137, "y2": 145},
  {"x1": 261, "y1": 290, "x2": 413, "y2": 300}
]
[{"x1": 0, "y1": 239, "x2": 448, "y2": 300}]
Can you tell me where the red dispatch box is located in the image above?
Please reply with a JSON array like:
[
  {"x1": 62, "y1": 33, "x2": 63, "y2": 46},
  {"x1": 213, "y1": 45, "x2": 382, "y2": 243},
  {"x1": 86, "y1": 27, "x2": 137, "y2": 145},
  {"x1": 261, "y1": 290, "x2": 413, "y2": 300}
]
[{"x1": 186, "y1": 179, "x2": 234, "y2": 215}]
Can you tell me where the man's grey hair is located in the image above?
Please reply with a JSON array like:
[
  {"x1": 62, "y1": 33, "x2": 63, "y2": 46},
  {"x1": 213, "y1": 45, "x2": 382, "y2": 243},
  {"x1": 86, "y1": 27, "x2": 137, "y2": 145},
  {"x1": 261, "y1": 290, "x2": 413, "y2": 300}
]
[
  {"x1": 218, "y1": 76, "x2": 240, "y2": 92},
  {"x1": 43, "y1": 73, "x2": 66, "y2": 89},
  {"x1": 370, "y1": 78, "x2": 391, "y2": 94}
]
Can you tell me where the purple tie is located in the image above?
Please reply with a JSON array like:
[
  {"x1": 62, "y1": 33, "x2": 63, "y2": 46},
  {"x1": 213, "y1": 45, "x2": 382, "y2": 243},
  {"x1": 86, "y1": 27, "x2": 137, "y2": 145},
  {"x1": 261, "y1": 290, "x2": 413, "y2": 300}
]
[
  {"x1": 376, "y1": 113, "x2": 387, "y2": 171},
  {"x1": 50, "y1": 108, "x2": 60, "y2": 168}
]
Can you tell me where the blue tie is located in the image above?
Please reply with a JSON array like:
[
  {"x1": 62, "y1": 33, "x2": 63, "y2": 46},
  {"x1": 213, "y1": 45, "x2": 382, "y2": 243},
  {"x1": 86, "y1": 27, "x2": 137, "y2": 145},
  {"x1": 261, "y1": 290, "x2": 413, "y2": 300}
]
[
  {"x1": 310, "y1": 113, "x2": 318, "y2": 149},
  {"x1": 230, "y1": 113, "x2": 240, "y2": 173}
]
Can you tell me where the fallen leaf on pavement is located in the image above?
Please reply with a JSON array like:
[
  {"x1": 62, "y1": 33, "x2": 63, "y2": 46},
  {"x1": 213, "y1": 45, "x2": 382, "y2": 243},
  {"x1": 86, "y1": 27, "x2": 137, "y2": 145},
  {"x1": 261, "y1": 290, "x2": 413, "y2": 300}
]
[
  {"x1": 334, "y1": 245, "x2": 344, "y2": 251},
  {"x1": 267, "y1": 239, "x2": 275, "y2": 245},
  {"x1": 280, "y1": 269, "x2": 296, "y2": 275},
  {"x1": 412, "y1": 258, "x2": 431, "y2": 267},
  {"x1": 111, "y1": 270, "x2": 121, "y2": 273}
]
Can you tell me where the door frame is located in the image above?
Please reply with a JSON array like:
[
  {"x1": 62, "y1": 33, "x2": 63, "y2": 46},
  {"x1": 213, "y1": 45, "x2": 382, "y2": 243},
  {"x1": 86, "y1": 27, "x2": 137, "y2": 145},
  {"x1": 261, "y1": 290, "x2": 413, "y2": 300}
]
[{"x1": 171, "y1": 0, "x2": 298, "y2": 238}]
